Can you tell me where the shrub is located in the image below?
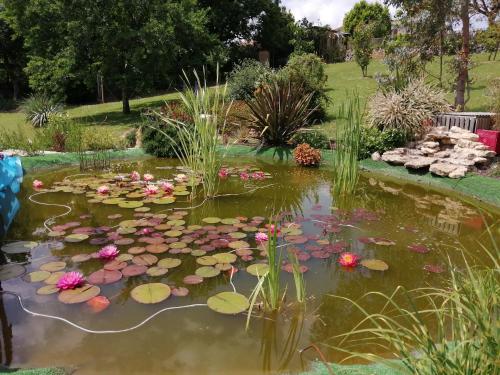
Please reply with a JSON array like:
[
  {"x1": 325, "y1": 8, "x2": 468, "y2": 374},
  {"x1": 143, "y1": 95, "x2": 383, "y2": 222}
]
[
  {"x1": 226, "y1": 59, "x2": 271, "y2": 101},
  {"x1": 352, "y1": 24, "x2": 373, "y2": 77},
  {"x1": 246, "y1": 76, "x2": 316, "y2": 146},
  {"x1": 21, "y1": 94, "x2": 63, "y2": 128},
  {"x1": 290, "y1": 129, "x2": 330, "y2": 149},
  {"x1": 41, "y1": 114, "x2": 83, "y2": 152},
  {"x1": 358, "y1": 127, "x2": 408, "y2": 159},
  {"x1": 486, "y1": 78, "x2": 500, "y2": 129},
  {"x1": 81, "y1": 127, "x2": 125, "y2": 151},
  {"x1": 284, "y1": 53, "x2": 329, "y2": 121},
  {"x1": 0, "y1": 126, "x2": 46, "y2": 156},
  {"x1": 367, "y1": 79, "x2": 449, "y2": 138},
  {"x1": 125, "y1": 129, "x2": 137, "y2": 148},
  {"x1": 293, "y1": 143, "x2": 321, "y2": 167}
]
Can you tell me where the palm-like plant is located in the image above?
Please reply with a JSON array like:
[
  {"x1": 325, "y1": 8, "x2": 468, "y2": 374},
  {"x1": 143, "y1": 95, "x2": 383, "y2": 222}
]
[
  {"x1": 245, "y1": 77, "x2": 316, "y2": 146},
  {"x1": 21, "y1": 94, "x2": 63, "y2": 128}
]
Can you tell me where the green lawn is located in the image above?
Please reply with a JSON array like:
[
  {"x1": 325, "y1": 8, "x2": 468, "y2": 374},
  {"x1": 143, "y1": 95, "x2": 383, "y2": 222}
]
[{"x1": 0, "y1": 53, "x2": 498, "y2": 140}]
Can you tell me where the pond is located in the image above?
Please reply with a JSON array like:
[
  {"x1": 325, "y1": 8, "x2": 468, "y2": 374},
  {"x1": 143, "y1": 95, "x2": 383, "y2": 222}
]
[{"x1": 1, "y1": 157, "x2": 499, "y2": 374}]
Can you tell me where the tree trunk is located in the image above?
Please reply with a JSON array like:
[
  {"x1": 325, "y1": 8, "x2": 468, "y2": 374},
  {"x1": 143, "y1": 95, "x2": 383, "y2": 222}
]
[
  {"x1": 122, "y1": 86, "x2": 130, "y2": 114},
  {"x1": 454, "y1": 0, "x2": 470, "y2": 111},
  {"x1": 439, "y1": 31, "x2": 444, "y2": 87},
  {"x1": 12, "y1": 80, "x2": 19, "y2": 102}
]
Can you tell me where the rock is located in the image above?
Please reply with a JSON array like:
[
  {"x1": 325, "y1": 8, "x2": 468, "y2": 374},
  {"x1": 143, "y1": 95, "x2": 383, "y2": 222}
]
[
  {"x1": 371, "y1": 151, "x2": 381, "y2": 161},
  {"x1": 450, "y1": 126, "x2": 468, "y2": 133},
  {"x1": 421, "y1": 147, "x2": 438, "y2": 155},
  {"x1": 434, "y1": 151, "x2": 451, "y2": 158},
  {"x1": 456, "y1": 139, "x2": 477, "y2": 148},
  {"x1": 473, "y1": 143, "x2": 491, "y2": 151},
  {"x1": 381, "y1": 151, "x2": 408, "y2": 165},
  {"x1": 449, "y1": 166, "x2": 468, "y2": 179},
  {"x1": 422, "y1": 141, "x2": 439, "y2": 148},
  {"x1": 449, "y1": 132, "x2": 479, "y2": 142},
  {"x1": 473, "y1": 157, "x2": 488, "y2": 164},
  {"x1": 404, "y1": 157, "x2": 436, "y2": 169},
  {"x1": 430, "y1": 163, "x2": 458, "y2": 177},
  {"x1": 448, "y1": 158, "x2": 475, "y2": 167}
]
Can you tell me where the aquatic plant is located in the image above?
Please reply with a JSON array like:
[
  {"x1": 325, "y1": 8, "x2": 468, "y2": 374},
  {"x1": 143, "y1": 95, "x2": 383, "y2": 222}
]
[
  {"x1": 338, "y1": 252, "x2": 360, "y2": 267},
  {"x1": 156, "y1": 68, "x2": 228, "y2": 199},
  {"x1": 251, "y1": 171, "x2": 266, "y2": 180},
  {"x1": 32, "y1": 180, "x2": 44, "y2": 189},
  {"x1": 56, "y1": 271, "x2": 85, "y2": 290},
  {"x1": 323, "y1": 240, "x2": 499, "y2": 375},
  {"x1": 161, "y1": 181, "x2": 174, "y2": 194},
  {"x1": 218, "y1": 168, "x2": 228, "y2": 179},
  {"x1": 96, "y1": 185, "x2": 110, "y2": 195},
  {"x1": 143, "y1": 185, "x2": 159, "y2": 196},
  {"x1": 143, "y1": 173, "x2": 154, "y2": 182},
  {"x1": 255, "y1": 232, "x2": 269, "y2": 243},
  {"x1": 98, "y1": 245, "x2": 119, "y2": 260},
  {"x1": 332, "y1": 92, "x2": 362, "y2": 195},
  {"x1": 288, "y1": 253, "x2": 306, "y2": 304},
  {"x1": 130, "y1": 171, "x2": 140, "y2": 181},
  {"x1": 240, "y1": 172, "x2": 249, "y2": 181},
  {"x1": 293, "y1": 143, "x2": 322, "y2": 167}
]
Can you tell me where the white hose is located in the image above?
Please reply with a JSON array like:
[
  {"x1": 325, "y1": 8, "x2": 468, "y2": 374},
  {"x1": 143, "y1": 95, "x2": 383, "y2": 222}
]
[{"x1": 28, "y1": 192, "x2": 72, "y2": 231}]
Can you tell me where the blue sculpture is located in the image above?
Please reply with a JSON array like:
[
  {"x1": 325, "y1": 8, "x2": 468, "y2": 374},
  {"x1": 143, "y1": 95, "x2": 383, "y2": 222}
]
[{"x1": 0, "y1": 154, "x2": 23, "y2": 237}]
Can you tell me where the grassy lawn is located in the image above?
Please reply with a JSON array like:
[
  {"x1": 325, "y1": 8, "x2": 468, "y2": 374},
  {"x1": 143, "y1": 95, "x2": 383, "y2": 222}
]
[{"x1": 0, "y1": 53, "x2": 498, "y2": 141}]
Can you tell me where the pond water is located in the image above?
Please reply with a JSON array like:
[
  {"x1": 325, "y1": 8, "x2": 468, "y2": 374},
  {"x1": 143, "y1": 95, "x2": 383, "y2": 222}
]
[{"x1": 0, "y1": 157, "x2": 498, "y2": 374}]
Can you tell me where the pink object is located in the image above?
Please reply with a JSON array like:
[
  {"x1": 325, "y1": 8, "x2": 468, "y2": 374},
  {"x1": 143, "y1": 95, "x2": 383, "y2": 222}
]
[
  {"x1": 130, "y1": 171, "x2": 141, "y2": 181},
  {"x1": 56, "y1": 272, "x2": 85, "y2": 290},
  {"x1": 143, "y1": 173, "x2": 154, "y2": 182},
  {"x1": 33, "y1": 180, "x2": 44, "y2": 189},
  {"x1": 218, "y1": 168, "x2": 229, "y2": 179},
  {"x1": 144, "y1": 184, "x2": 159, "y2": 195},
  {"x1": 476, "y1": 129, "x2": 500, "y2": 154},
  {"x1": 97, "y1": 185, "x2": 110, "y2": 195},
  {"x1": 98, "y1": 245, "x2": 119, "y2": 260},
  {"x1": 161, "y1": 182, "x2": 174, "y2": 194},
  {"x1": 338, "y1": 252, "x2": 360, "y2": 267},
  {"x1": 240, "y1": 172, "x2": 249, "y2": 181},
  {"x1": 251, "y1": 171, "x2": 265, "y2": 180},
  {"x1": 255, "y1": 232, "x2": 268, "y2": 242},
  {"x1": 269, "y1": 224, "x2": 280, "y2": 235}
]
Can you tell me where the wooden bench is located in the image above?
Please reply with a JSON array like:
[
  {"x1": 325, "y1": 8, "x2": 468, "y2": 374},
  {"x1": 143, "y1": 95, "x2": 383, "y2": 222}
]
[{"x1": 433, "y1": 112, "x2": 494, "y2": 133}]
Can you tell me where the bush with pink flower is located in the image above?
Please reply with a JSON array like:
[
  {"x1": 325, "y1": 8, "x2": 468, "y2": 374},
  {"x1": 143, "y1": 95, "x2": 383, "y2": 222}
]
[{"x1": 56, "y1": 271, "x2": 85, "y2": 290}]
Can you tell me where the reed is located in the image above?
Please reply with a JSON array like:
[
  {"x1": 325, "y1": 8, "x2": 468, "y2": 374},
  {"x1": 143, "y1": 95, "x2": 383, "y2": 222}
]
[
  {"x1": 289, "y1": 253, "x2": 305, "y2": 304},
  {"x1": 332, "y1": 92, "x2": 362, "y2": 195},
  {"x1": 323, "y1": 236, "x2": 499, "y2": 375}
]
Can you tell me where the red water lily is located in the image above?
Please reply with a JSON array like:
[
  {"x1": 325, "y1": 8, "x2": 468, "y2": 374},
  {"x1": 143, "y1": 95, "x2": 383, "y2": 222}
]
[{"x1": 338, "y1": 252, "x2": 360, "y2": 267}]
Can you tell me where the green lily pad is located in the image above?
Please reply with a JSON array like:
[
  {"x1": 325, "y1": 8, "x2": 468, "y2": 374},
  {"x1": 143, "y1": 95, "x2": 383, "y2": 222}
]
[
  {"x1": 58, "y1": 285, "x2": 101, "y2": 304},
  {"x1": 229, "y1": 232, "x2": 246, "y2": 239},
  {"x1": 360, "y1": 259, "x2": 389, "y2": 271},
  {"x1": 173, "y1": 191, "x2": 190, "y2": 196},
  {"x1": 132, "y1": 254, "x2": 158, "y2": 266},
  {"x1": 153, "y1": 197, "x2": 176, "y2": 205},
  {"x1": 117, "y1": 227, "x2": 137, "y2": 235},
  {"x1": 118, "y1": 201, "x2": 144, "y2": 209},
  {"x1": 0, "y1": 264, "x2": 26, "y2": 281},
  {"x1": 202, "y1": 217, "x2": 221, "y2": 224},
  {"x1": 213, "y1": 253, "x2": 237, "y2": 263},
  {"x1": 191, "y1": 249, "x2": 206, "y2": 257},
  {"x1": 196, "y1": 256, "x2": 217, "y2": 266},
  {"x1": 195, "y1": 266, "x2": 220, "y2": 278},
  {"x1": 221, "y1": 218, "x2": 240, "y2": 225},
  {"x1": 44, "y1": 271, "x2": 65, "y2": 285},
  {"x1": 157, "y1": 258, "x2": 182, "y2": 269},
  {"x1": 131, "y1": 283, "x2": 171, "y2": 304},
  {"x1": 23, "y1": 270, "x2": 51, "y2": 283},
  {"x1": 146, "y1": 267, "x2": 168, "y2": 276},
  {"x1": 71, "y1": 254, "x2": 92, "y2": 263},
  {"x1": 1, "y1": 241, "x2": 38, "y2": 254},
  {"x1": 165, "y1": 230, "x2": 183, "y2": 237},
  {"x1": 65, "y1": 234, "x2": 89, "y2": 243},
  {"x1": 167, "y1": 219, "x2": 185, "y2": 226},
  {"x1": 135, "y1": 207, "x2": 151, "y2": 212},
  {"x1": 170, "y1": 242, "x2": 187, "y2": 249},
  {"x1": 116, "y1": 254, "x2": 134, "y2": 262},
  {"x1": 40, "y1": 261, "x2": 67, "y2": 272},
  {"x1": 229, "y1": 241, "x2": 250, "y2": 249},
  {"x1": 102, "y1": 198, "x2": 125, "y2": 205},
  {"x1": 207, "y1": 292, "x2": 249, "y2": 315},
  {"x1": 247, "y1": 263, "x2": 270, "y2": 277},
  {"x1": 36, "y1": 284, "x2": 59, "y2": 295}
]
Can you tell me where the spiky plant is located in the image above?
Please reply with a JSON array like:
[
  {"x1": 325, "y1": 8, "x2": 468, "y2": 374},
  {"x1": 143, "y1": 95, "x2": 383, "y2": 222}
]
[{"x1": 21, "y1": 94, "x2": 63, "y2": 128}]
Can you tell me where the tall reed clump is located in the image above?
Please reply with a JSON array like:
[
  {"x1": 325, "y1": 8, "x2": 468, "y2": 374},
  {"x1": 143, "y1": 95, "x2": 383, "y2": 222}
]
[
  {"x1": 333, "y1": 93, "x2": 362, "y2": 195},
  {"x1": 157, "y1": 68, "x2": 229, "y2": 198},
  {"x1": 323, "y1": 239, "x2": 499, "y2": 375}
]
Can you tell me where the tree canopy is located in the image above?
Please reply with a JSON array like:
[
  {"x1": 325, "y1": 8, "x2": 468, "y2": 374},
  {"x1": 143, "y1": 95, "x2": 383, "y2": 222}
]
[{"x1": 343, "y1": 0, "x2": 392, "y2": 38}]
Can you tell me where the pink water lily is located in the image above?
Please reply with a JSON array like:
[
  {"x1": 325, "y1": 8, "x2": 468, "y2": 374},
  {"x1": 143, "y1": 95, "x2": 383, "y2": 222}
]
[
  {"x1": 269, "y1": 224, "x2": 280, "y2": 235},
  {"x1": 56, "y1": 271, "x2": 85, "y2": 290},
  {"x1": 251, "y1": 171, "x2": 265, "y2": 180},
  {"x1": 143, "y1": 173, "x2": 154, "y2": 182},
  {"x1": 255, "y1": 232, "x2": 268, "y2": 242},
  {"x1": 97, "y1": 185, "x2": 110, "y2": 195},
  {"x1": 144, "y1": 184, "x2": 159, "y2": 196},
  {"x1": 218, "y1": 168, "x2": 229, "y2": 179},
  {"x1": 130, "y1": 171, "x2": 140, "y2": 181},
  {"x1": 161, "y1": 182, "x2": 174, "y2": 194},
  {"x1": 98, "y1": 244, "x2": 119, "y2": 260},
  {"x1": 33, "y1": 180, "x2": 44, "y2": 189},
  {"x1": 338, "y1": 252, "x2": 360, "y2": 267},
  {"x1": 138, "y1": 227, "x2": 154, "y2": 235},
  {"x1": 240, "y1": 172, "x2": 249, "y2": 181}
]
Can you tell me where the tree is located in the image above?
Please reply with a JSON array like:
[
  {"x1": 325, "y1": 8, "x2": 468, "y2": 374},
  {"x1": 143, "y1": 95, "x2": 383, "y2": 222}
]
[
  {"x1": 353, "y1": 24, "x2": 374, "y2": 77},
  {"x1": 343, "y1": 0, "x2": 392, "y2": 38},
  {"x1": 455, "y1": 0, "x2": 471, "y2": 109},
  {"x1": 471, "y1": 0, "x2": 500, "y2": 26},
  {"x1": 476, "y1": 23, "x2": 500, "y2": 60}
]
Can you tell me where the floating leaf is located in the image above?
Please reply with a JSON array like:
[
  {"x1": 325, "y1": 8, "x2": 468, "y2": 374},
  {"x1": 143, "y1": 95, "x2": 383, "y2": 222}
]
[
  {"x1": 129, "y1": 246, "x2": 147, "y2": 254},
  {"x1": 408, "y1": 244, "x2": 431, "y2": 254},
  {"x1": 282, "y1": 263, "x2": 308, "y2": 273},
  {"x1": 23, "y1": 270, "x2": 50, "y2": 283},
  {"x1": 191, "y1": 249, "x2": 206, "y2": 257},
  {"x1": 0, "y1": 264, "x2": 26, "y2": 281},
  {"x1": 132, "y1": 254, "x2": 158, "y2": 266},
  {"x1": 202, "y1": 217, "x2": 221, "y2": 224},
  {"x1": 36, "y1": 284, "x2": 59, "y2": 295},
  {"x1": 167, "y1": 219, "x2": 185, "y2": 226},
  {"x1": 44, "y1": 271, "x2": 65, "y2": 285},
  {"x1": 173, "y1": 190, "x2": 190, "y2": 196},
  {"x1": 40, "y1": 261, "x2": 67, "y2": 272},
  {"x1": 229, "y1": 232, "x2": 246, "y2": 239},
  {"x1": 58, "y1": 285, "x2": 101, "y2": 304},
  {"x1": 372, "y1": 238, "x2": 396, "y2": 246},
  {"x1": 361, "y1": 259, "x2": 389, "y2": 271},
  {"x1": 64, "y1": 234, "x2": 89, "y2": 243},
  {"x1": 118, "y1": 201, "x2": 144, "y2": 209},
  {"x1": 153, "y1": 197, "x2": 176, "y2": 205},
  {"x1": 122, "y1": 265, "x2": 147, "y2": 277},
  {"x1": 215, "y1": 263, "x2": 232, "y2": 271},
  {"x1": 146, "y1": 266, "x2": 168, "y2": 276},
  {"x1": 213, "y1": 253, "x2": 237, "y2": 264},
  {"x1": 246, "y1": 263, "x2": 270, "y2": 276},
  {"x1": 145, "y1": 244, "x2": 169, "y2": 254},
  {"x1": 170, "y1": 242, "x2": 187, "y2": 249},
  {"x1": 207, "y1": 292, "x2": 249, "y2": 315},
  {"x1": 88, "y1": 269, "x2": 122, "y2": 285},
  {"x1": 196, "y1": 256, "x2": 217, "y2": 266},
  {"x1": 1, "y1": 241, "x2": 38, "y2": 254},
  {"x1": 157, "y1": 258, "x2": 182, "y2": 269},
  {"x1": 131, "y1": 283, "x2": 171, "y2": 304},
  {"x1": 195, "y1": 266, "x2": 220, "y2": 278},
  {"x1": 228, "y1": 241, "x2": 250, "y2": 249},
  {"x1": 165, "y1": 230, "x2": 183, "y2": 237},
  {"x1": 71, "y1": 254, "x2": 92, "y2": 263},
  {"x1": 423, "y1": 264, "x2": 445, "y2": 273},
  {"x1": 221, "y1": 218, "x2": 239, "y2": 225},
  {"x1": 183, "y1": 275, "x2": 203, "y2": 285},
  {"x1": 171, "y1": 287, "x2": 189, "y2": 297},
  {"x1": 116, "y1": 254, "x2": 133, "y2": 262}
]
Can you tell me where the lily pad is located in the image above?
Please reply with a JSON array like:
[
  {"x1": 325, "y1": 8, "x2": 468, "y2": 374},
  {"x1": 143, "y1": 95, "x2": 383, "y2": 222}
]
[
  {"x1": 213, "y1": 253, "x2": 237, "y2": 264},
  {"x1": 71, "y1": 254, "x2": 92, "y2": 263},
  {"x1": 207, "y1": 292, "x2": 249, "y2": 315},
  {"x1": 40, "y1": 261, "x2": 67, "y2": 272},
  {"x1": 145, "y1": 244, "x2": 169, "y2": 254},
  {"x1": 157, "y1": 258, "x2": 182, "y2": 269},
  {"x1": 246, "y1": 263, "x2": 270, "y2": 276},
  {"x1": 131, "y1": 283, "x2": 171, "y2": 304},
  {"x1": 88, "y1": 269, "x2": 122, "y2": 285},
  {"x1": 423, "y1": 264, "x2": 445, "y2": 273},
  {"x1": 191, "y1": 249, "x2": 206, "y2": 257},
  {"x1": 361, "y1": 259, "x2": 389, "y2": 271},
  {"x1": 171, "y1": 287, "x2": 189, "y2": 297},
  {"x1": 146, "y1": 267, "x2": 169, "y2": 276},
  {"x1": 118, "y1": 201, "x2": 144, "y2": 209},
  {"x1": 229, "y1": 232, "x2": 246, "y2": 239},
  {"x1": 165, "y1": 230, "x2": 183, "y2": 237},
  {"x1": 195, "y1": 266, "x2": 220, "y2": 278},
  {"x1": 196, "y1": 256, "x2": 217, "y2": 266},
  {"x1": 59, "y1": 285, "x2": 101, "y2": 304},
  {"x1": 228, "y1": 240, "x2": 250, "y2": 250},
  {"x1": 44, "y1": 271, "x2": 65, "y2": 285},
  {"x1": 153, "y1": 197, "x2": 176, "y2": 205},
  {"x1": 221, "y1": 218, "x2": 239, "y2": 225},
  {"x1": 116, "y1": 254, "x2": 133, "y2": 262},
  {"x1": 408, "y1": 244, "x2": 431, "y2": 254},
  {"x1": 202, "y1": 217, "x2": 221, "y2": 224},
  {"x1": 0, "y1": 264, "x2": 26, "y2": 281},
  {"x1": 36, "y1": 284, "x2": 59, "y2": 295},
  {"x1": 23, "y1": 270, "x2": 51, "y2": 283},
  {"x1": 183, "y1": 275, "x2": 203, "y2": 285},
  {"x1": 129, "y1": 246, "x2": 147, "y2": 254},
  {"x1": 170, "y1": 242, "x2": 187, "y2": 249},
  {"x1": 132, "y1": 254, "x2": 158, "y2": 266},
  {"x1": 122, "y1": 265, "x2": 148, "y2": 277},
  {"x1": 372, "y1": 238, "x2": 396, "y2": 246},
  {"x1": 1, "y1": 241, "x2": 38, "y2": 254},
  {"x1": 64, "y1": 234, "x2": 89, "y2": 243}
]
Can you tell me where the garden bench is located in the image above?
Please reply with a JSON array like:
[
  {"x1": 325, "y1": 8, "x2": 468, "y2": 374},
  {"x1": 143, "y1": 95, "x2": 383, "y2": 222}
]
[{"x1": 433, "y1": 112, "x2": 494, "y2": 133}]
